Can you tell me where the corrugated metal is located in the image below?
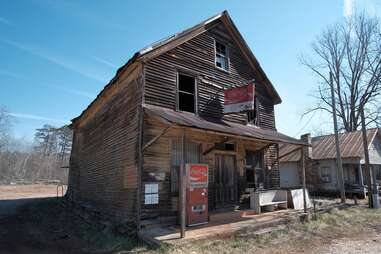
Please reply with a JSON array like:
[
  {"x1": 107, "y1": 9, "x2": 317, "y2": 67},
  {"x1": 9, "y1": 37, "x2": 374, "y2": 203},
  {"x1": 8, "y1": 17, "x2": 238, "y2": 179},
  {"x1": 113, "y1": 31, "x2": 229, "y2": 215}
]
[
  {"x1": 143, "y1": 104, "x2": 305, "y2": 146},
  {"x1": 279, "y1": 129, "x2": 380, "y2": 162},
  {"x1": 170, "y1": 141, "x2": 202, "y2": 192},
  {"x1": 171, "y1": 141, "x2": 201, "y2": 166}
]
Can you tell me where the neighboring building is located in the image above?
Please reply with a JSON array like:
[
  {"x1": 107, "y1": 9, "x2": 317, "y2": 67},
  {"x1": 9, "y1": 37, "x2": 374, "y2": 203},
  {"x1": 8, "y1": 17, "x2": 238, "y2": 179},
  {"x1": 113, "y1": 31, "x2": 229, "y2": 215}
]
[
  {"x1": 279, "y1": 129, "x2": 381, "y2": 197},
  {"x1": 67, "y1": 11, "x2": 305, "y2": 231}
]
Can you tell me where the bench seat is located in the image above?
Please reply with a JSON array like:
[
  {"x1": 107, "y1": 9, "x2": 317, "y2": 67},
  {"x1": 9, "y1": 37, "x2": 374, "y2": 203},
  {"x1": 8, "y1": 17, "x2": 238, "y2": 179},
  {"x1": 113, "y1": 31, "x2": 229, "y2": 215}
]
[{"x1": 250, "y1": 190, "x2": 288, "y2": 214}]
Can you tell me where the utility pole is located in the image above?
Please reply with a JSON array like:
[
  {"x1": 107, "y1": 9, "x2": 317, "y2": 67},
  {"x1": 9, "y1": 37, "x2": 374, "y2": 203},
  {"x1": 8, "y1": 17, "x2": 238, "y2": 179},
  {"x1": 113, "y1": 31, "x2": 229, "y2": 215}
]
[
  {"x1": 329, "y1": 72, "x2": 346, "y2": 203},
  {"x1": 360, "y1": 107, "x2": 379, "y2": 208}
]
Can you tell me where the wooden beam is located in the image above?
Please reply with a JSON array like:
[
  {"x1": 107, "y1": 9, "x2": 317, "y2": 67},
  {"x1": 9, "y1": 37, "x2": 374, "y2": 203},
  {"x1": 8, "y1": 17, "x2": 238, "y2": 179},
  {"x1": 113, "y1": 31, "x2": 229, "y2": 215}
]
[
  {"x1": 180, "y1": 130, "x2": 186, "y2": 238},
  {"x1": 202, "y1": 137, "x2": 230, "y2": 155},
  {"x1": 300, "y1": 147, "x2": 307, "y2": 213},
  {"x1": 142, "y1": 126, "x2": 171, "y2": 151}
]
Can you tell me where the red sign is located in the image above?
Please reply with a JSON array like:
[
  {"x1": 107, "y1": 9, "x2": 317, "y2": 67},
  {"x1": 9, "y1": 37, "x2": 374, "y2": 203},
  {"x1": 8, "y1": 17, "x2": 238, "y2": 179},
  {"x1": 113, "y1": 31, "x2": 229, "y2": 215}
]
[
  {"x1": 224, "y1": 82, "x2": 255, "y2": 114},
  {"x1": 187, "y1": 164, "x2": 208, "y2": 187}
]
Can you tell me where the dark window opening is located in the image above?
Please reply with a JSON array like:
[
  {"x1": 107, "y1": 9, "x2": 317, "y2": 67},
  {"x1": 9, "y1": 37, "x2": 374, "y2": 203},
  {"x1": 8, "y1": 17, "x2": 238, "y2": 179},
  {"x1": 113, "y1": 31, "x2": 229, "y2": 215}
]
[
  {"x1": 247, "y1": 99, "x2": 258, "y2": 125},
  {"x1": 215, "y1": 142, "x2": 235, "y2": 151},
  {"x1": 178, "y1": 74, "x2": 196, "y2": 113},
  {"x1": 215, "y1": 41, "x2": 229, "y2": 71},
  {"x1": 245, "y1": 150, "x2": 264, "y2": 189}
]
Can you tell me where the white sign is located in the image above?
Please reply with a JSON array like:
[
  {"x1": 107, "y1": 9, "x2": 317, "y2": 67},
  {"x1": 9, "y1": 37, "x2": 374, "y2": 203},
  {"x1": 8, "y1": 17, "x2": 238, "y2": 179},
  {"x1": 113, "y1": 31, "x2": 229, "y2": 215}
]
[
  {"x1": 144, "y1": 183, "x2": 159, "y2": 205},
  {"x1": 224, "y1": 83, "x2": 255, "y2": 114}
]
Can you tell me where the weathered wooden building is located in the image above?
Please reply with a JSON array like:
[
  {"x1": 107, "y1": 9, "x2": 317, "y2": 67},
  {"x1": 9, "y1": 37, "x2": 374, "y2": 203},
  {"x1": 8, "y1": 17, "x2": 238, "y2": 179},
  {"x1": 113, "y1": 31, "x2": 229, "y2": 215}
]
[
  {"x1": 67, "y1": 11, "x2": 305, "y2": 231},
  {"x1": 279, "y1": 129, "x2": 381, "y2": 197}
]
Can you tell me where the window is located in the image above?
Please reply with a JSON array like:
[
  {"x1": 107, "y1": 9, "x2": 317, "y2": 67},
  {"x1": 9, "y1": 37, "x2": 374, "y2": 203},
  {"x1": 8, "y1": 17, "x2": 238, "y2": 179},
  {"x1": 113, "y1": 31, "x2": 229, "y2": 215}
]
[
  {"x1": 215, "y1": 142, "x2": 235, "y2": 151},
  {"x1": 170, "y1": 141, "x2": 201, "y2": 192},
  {"x1": 215, "y1": 41, "x2": 229, "y2": 71},
  {"x1": 245, "y1": 150, "x2": 265, "y2": 189},
  {"x1": 144, "y1": 183, "x2": 159, "y2": 205},
  {"x1": 320, "y1": 166, "x2": 331, "y2": 183},
  {"x1": 375, "y1": 165, "x2": 381, "y2": 181},
  {"x1": 247, "y1": 99, "x2": 258, "y2": 125},
  {"x1": 177, "y1": 73, "x2": 196, "y2": 113}
]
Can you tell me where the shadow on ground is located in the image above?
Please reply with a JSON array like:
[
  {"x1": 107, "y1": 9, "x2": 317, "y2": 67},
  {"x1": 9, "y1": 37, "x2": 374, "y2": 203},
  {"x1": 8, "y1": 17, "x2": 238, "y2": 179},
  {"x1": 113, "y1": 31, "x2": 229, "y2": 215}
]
[{"x1": 0, "y1": 197, "x2": 142, "y2": 254}]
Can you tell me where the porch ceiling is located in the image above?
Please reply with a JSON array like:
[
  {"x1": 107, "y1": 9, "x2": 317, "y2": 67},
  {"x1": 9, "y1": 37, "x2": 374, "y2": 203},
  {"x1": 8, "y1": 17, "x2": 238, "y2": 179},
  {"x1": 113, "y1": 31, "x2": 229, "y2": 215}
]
[{"x1": 143, "y1": 104, "x2": 306, "y2": 146}]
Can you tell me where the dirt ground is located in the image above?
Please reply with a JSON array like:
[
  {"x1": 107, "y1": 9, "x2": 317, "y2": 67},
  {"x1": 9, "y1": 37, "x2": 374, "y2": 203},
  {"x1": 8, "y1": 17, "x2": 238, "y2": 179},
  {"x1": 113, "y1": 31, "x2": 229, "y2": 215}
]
[{"x1": 0, "y1": 184, "x2": 381, "y2": 254}]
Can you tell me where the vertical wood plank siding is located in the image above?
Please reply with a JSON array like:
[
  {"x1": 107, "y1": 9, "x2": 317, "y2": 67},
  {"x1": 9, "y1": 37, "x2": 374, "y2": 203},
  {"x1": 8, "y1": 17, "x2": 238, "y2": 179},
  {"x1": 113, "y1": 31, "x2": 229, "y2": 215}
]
[
  {"x1": 141, "y1": 117, "x2": 279, "y2": 223},
  {"x1": 144, "y1": 22, "x2": 276, "y2": 129},
  {"x1": 68, "y1": 66, "x2": 143, "y2": 224}
]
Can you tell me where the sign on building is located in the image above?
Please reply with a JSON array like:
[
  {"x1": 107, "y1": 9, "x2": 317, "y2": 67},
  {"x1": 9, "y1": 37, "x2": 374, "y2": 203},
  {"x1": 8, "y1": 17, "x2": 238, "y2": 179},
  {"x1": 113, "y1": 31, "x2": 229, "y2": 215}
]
[
  {"x1": 224, "y1": 82, "x2": 255, "y2": 114},
  {"x1": 144, "y1": 183, "x2": 159, "y2": 205}
]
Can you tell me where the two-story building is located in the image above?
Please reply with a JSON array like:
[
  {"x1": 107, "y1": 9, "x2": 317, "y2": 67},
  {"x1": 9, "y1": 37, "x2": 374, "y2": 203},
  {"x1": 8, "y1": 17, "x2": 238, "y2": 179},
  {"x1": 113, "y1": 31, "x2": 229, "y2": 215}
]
[{"x1": 67, "y1": 11, "x2": 305, "y2": 232}]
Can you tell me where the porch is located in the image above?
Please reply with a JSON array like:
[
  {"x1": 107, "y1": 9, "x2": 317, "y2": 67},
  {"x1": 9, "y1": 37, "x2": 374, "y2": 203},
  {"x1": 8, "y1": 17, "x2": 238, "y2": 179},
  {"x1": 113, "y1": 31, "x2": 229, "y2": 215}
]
[
  {"x1": 139, "y1": 207, "x2": 299, "y2": 245},
  {"x1": 140, "y1": 104, "x2": 308, "y2": 234}
]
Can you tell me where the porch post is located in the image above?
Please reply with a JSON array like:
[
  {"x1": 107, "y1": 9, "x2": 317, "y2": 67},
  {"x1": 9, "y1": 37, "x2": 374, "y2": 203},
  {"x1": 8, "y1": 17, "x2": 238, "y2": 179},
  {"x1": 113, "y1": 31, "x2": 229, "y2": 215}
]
[
  {"x1": 301, "y1": 147, "x2": 307, "y2": 213},
  {"x1": 180, "y1": 130, "x2": 186, "y2": 238},
  {"x1": 358, "y1": 162, "x2": 365, "y2": 197}
]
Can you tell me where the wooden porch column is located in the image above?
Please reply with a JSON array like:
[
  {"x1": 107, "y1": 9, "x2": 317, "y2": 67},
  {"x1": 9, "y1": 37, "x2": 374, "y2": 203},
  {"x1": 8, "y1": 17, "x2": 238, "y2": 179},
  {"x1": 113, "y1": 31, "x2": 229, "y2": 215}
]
[
  {"x1": 358, "y1": 163, "x2": 365, "y2": 197},
  {"x1": 301, "y1": 147, "x2": 307, "y2": 213},
  {"x1": 179, "y1": 130, "x2": 186, "y2": 238}
]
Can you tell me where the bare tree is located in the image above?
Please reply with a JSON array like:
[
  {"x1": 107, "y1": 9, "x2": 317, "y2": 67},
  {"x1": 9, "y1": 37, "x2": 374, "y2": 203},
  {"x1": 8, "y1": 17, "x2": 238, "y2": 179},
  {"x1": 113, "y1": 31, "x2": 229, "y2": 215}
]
[
  {"x1": 301, "y1": 14, "x2": 381, "y2": 131},
  {"x1": 0, "y1": 106, "x2": 12, "y2": 151}
]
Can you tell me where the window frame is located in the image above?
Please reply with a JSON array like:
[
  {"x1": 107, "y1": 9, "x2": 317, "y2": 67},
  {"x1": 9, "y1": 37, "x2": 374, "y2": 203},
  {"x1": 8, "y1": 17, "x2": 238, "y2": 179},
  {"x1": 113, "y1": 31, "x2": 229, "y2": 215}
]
[
  {"x1": 246, "y1": 96, "x2": 259, "y2": 126},
  {"x1": 245, "y1": 150, "x2": 265, "y2": 189},
  {"x1": 214, "y1": 40, "x2": 230, "y2": 72},
  {"x1": 176, "y1": 71, "x2": 198, "y2": 114},
  {"x1": 319, "y1": 166, "x2": 332, "y2": 183}
]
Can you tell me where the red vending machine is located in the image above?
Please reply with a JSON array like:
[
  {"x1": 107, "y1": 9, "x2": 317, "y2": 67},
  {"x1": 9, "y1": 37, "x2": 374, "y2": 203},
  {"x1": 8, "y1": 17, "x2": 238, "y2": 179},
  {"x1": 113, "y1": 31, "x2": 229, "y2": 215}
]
[{"x1": 186, "y1": 164, "x2": 209, "y2": 226}]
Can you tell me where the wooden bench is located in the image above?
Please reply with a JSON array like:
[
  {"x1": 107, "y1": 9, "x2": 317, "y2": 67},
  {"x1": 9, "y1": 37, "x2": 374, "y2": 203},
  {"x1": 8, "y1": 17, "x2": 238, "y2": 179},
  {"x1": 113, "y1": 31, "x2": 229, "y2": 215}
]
[{"x1": 250, "y1": 190, "x2": 288, "y2": 214}]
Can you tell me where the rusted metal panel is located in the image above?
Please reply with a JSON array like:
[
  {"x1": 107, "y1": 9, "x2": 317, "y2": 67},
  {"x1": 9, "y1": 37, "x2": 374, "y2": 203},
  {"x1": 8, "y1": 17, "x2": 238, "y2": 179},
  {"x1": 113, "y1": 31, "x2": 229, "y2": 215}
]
[
  {"x1": 279, "y1": 129, "x2": 380, "y2": 162},
  {"x1": 143, "y1": 104, "x2": 305, "y2": 146},
  {"x1": 223, "y1": 83, "x2": 255, "y2": 114}
]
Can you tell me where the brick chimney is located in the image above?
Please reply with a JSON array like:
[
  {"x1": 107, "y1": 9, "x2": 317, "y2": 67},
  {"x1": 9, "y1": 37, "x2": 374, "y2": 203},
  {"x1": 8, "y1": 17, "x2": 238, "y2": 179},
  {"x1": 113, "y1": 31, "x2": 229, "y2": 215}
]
[{"x1": 300, "y1": 133, "x2": 312, "y2": 159}]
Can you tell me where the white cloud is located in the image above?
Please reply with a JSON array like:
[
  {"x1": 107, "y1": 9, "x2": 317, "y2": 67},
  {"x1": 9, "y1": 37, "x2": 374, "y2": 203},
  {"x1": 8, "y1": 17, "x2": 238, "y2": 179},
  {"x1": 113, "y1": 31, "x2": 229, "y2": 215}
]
[
  {"x1": 0, "y1": 16, "x2": 13, "y2": 26},
  {"x1": 344, "y1": 0, "x2": 381, "y2": 18},
  {"x1": 9, "y1": 113, "x2": 68, "y2": 124},
  {"x1": 0, "y1": 69, "x2": 19, "y2": 79},
  {"x1": 0, "y1": 39, "x2": 108, "y2": 83},
  {"x1": 90, "y1": 55, "x2": 118, "y2": 69},
  {"x1": 48, "y1": 84, "x2": 95, "y2": 99},
  {"x1": 344, "y1": 0, "x2": 354, "y2": 18}
]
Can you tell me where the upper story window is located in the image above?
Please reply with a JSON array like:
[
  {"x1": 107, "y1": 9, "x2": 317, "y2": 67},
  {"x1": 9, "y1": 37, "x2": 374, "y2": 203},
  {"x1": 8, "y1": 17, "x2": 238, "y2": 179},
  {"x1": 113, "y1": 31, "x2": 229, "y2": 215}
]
[
  {"x1": 215, "y1": 41, "x2": 229, "y2": 71},
  {"x1": 177, "y1": 73, "x2": 196, "y2": 113},
  {"x1": 247, "y1": 99, "x2": 258, "y2": 125}
]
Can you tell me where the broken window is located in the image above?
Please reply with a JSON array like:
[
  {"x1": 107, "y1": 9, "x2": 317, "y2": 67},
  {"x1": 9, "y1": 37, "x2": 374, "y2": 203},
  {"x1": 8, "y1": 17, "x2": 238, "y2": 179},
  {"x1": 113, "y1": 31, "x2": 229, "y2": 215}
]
[
  {"x1": 245, "y1": 150, "x2": 265, "y2": 189},
  {"x1": 246, "y1": 99, "x2": 258, "y2": 125},
  {"x1": 319, "y1": 166, "x2": 331, "y2": 183},
  {"x1": 178, "y1": 73, "x2": 196, "y2": 113},
  {"x1": 215, "y1": 41, "x2": 229, "y2": 71}
]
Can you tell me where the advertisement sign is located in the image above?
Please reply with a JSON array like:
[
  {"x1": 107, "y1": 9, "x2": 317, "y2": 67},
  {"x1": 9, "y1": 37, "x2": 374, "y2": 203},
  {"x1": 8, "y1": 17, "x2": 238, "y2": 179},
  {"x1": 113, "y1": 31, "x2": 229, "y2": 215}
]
[
  {"x1": 186, "y1": 164, "x2": 208, "y2": 188},
  {"x1": 224, "y1": 82, "x2": 255, "y2": 114}
]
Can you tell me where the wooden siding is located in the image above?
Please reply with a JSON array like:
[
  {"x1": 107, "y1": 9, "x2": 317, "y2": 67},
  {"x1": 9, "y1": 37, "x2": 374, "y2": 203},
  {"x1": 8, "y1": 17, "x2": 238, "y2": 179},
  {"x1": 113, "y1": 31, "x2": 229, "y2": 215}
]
[
  {"x1": 67, "y1": 65, "x2": 143, "y2": 224},
  {"x1": 144, "y1": 22, "x2": 276, "y2": 129},
  {"x1": 140, "y1": 116, "x2": 280, "y2": 223}
]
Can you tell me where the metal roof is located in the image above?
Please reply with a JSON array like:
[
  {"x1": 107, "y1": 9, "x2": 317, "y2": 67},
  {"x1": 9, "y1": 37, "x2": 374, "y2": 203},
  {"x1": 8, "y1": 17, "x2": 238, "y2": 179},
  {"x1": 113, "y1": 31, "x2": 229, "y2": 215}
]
[
  {"x1": 143, "y1": 104, "x2": 306, "y2": 146},
  {"x1": 279, "y1": 128, "x2": 380, "y2": 162}
]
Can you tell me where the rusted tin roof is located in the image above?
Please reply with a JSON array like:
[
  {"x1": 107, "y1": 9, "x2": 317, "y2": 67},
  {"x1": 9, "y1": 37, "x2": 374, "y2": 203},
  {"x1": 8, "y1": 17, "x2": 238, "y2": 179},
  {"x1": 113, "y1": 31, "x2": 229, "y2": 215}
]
[
  {"x1": 279, "y1": 128, "x2": 380, "y2": 162},
  {"x1": 143, "y1": 104, "x2": 306, "y2": 146}
]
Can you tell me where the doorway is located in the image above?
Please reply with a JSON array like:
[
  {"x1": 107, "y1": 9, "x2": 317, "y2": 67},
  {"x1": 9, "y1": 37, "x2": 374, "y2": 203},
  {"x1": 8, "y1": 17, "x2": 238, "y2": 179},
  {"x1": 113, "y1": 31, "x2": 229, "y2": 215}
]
[{"x1": 214, "y1": 154, "x2": 237, "y2": 208}]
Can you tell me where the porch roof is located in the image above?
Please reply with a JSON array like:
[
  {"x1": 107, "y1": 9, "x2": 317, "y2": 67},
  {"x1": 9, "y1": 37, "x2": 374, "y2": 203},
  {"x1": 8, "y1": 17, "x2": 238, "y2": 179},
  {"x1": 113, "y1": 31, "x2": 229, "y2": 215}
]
[{"x1": 143, "y1": 104, "x2": 306, "y2": 146}]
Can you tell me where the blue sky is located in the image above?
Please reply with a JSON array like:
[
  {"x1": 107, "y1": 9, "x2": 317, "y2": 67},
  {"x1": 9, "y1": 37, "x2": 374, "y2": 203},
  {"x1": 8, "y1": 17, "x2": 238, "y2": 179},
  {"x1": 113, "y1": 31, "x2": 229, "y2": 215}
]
[{"x1": 0, "y1": 0, "x2": 380, "y2": 141}]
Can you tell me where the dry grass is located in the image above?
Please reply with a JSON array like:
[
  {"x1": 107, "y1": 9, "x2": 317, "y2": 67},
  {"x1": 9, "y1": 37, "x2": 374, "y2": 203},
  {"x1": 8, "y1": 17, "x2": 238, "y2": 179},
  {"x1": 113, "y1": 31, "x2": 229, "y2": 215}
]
[{"x1": 138, "y1": 206, "x2": 381, "y2": 254}]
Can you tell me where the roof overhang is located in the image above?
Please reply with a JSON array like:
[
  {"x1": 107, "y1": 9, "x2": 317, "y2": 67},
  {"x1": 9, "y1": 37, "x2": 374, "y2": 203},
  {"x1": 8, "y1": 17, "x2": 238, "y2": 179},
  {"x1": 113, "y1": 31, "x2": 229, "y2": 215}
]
[{"x1": 143, "y1": 104, "x2": 307, "y2": 146}]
